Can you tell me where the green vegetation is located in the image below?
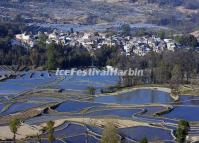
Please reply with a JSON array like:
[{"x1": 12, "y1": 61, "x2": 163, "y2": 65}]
[
  {"x1": 95, "y1": 45, "x2": 119, "y2": 67},
  {"x1": 100, "y1": 85, "x2": 118, "y2": 94},
  {"x1": 101, "y1": 121, "x2": 120, "y2": 143},
  {"x1": 170, "y1": 64, "x2": 182, "y2": 87},
  {"x1": 171, "y1": 87, "x2": 180, "y2": 100},
  {"x1": 175, "y1": 120, "x2": 190, "y2": 143},
  {"x1": 121, "y1": 24, "x2": 131, "y2": 36},
  {"x1": 45, "y1": 121, "x2": 55, "y2": 143},
  {"x1": 46, "y1": 43, "x2": 57, "y2": 70},
  {"x1": 9, "y1": 118, "x2": 21, "y2": 143},
  {"x1": 175, "y1": 35, "x2": 198, "y2": 48},
  {"x1": 178, "y1": 85, "x2": 199, "y2": 95},
  {"x1": 140, "y1": 137, "x2": 148, "y2": 143},
  {"x1": 87, "y1": 86, "x2": 96, "y2": 95},
  {"x1": 157, "y1": 30, "x2": 166, "y2": 40}
]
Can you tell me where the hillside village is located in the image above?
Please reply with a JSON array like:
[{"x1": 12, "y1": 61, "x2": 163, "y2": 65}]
[{"x1": 15, "y1": 30, "x2": 182, "y2": 56}]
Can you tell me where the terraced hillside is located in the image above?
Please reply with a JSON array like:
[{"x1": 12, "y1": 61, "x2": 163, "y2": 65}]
[
  {"x1": 0, "y1": 71, "x2": 199, "y2": 142},
  {"x1": 0, "y1": 0, "x2": 199, "y2": 32}
]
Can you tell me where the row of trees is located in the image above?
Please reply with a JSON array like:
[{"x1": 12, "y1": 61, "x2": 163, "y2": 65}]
[
  {"x1": 42, "y1": 44, "x2": 197, "y2": 87},
  {"x1": 2, "y1": 43, "x2": 199, "y2": 87},
  {"x1": 125, "y1": 50, "x2": 199, "y2": 86}
]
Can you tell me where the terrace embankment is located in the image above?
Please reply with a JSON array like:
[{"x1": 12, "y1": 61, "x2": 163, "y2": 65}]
[
  {"x1": 153, "y1": 105, "x2": 174, "y2": 116},
  {"x1": 0, "y1": 76, "x2": 8, "y2": 81},
  {"x1": 179, "y1": 85, "x2": 199, "y2": 96},
  {"x1": 0, "y1": 102, "x2": 57, "y2": 125},
  {"x1": 0, "y1": 108, "x2": 42, "y2": 125},
  {"x1": 0, "y1": 123, "x2": 40, "y2": 140}
]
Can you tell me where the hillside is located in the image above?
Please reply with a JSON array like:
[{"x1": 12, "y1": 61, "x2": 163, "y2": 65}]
[{"x1": 0, "y1": 0, "x2": 199, "y2": 32}]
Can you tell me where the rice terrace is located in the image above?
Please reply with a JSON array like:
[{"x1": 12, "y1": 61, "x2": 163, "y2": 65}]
[
  {"x1": 0, "y1": 0, "x2": 199, "y2": 143},
  {"x1": 0, "y1": 69, "x2": 198, "y2": 143}
]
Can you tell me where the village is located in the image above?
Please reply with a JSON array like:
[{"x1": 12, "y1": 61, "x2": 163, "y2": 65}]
[{"x1": 15, "y1": 30, "x2": 181, "y2": 56}]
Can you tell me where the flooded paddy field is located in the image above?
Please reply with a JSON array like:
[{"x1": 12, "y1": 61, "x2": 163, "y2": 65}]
[
  {"x1": 0, "y1": 96, "x2": 8, "y2": 101},
  {"x1": 0, "y1": 70, "x2": 199, "y2": 142},
  {"x1": 175, "y1": 96, "x2": 199, "y2": 106},
  {"x1": 43, "y1": 122, "x2": 91, "y2": 138},
  {"x1": 34, "y1": 134, "x2": 100, "y2": 143},
  {"x1": 58, "y1": 75, "x2": 119, "y2": 94},
  {"x1": 27, "y1": 122, "x2": 101, "y2": 143},
  {"x1": 84, "y1": 108, "x2": 142, "y2": 118},
  {"x1": 119, "y1": 126, "x2": 174, "y2": 142},
  {"x1": 64, "y1": 134, "x2": 100, "y2": 143},
  {"x1": 27, "y1": 120, "x2": 175, "y2": 143},
  {"x1": 54, "y1": 100, "x2": 104, "y2": 113},
  {"x1": 162, "y1": 105, "x2": 199, "y2": 121},
  {"x1": 0, "y1": 102, "x2": 41, "y2": 116},
  {"x1": 28, "y1": 121, "x2": 174, "y2": 143},
  {"x1": 0, "y1": 71, "x2": 57, "y2": 95},
  {"x1": 93, "y1": 89, "x2": 173, "y2": 105}
]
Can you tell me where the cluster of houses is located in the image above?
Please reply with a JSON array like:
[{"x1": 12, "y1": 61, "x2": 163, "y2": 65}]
[{"x1": 15, "y1": 30, "x2": 180, "y2": 56}]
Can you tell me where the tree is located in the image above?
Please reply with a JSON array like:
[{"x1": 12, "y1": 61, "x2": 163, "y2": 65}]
[
  {"x1": 175, "y1": 120, "x2": 190, "y2": 143},
  {"x1": 37, "y1": 32, "x2": 48, "y2": 49},
  {"x1": 140, "y1": 137, "x2": 148, "y2": 143},
  {"x1": 136, "y1": 28, "x2": 146, "y2": 37},
  {"x1": 157, "y1": 30, "x2": 165, "y2": 40},
  {"x1": 45, "y1": 121, "x2": 55, "y2": 143},
  {"x1": 175, "y1": 35, "x2": 198, "y2": 48},
  {"x1": 9, "y1": 118, "x2": 21, "y2": 143},
  {"x1": 181, "y1": 51, "x2": 195, "y2": 84},
  {"x1": 170, "y1": 64, "x2": 182, "y2": 87},
  {"x1": 121, "y1": 24, "x2": 131, "y2": 36},
  {"x1": 122, "y1": 74, "x2": 133, "y2": 87},
  {"x1": 46, "y1": 43, "x2": 57, "y2": 70},
  {"x1": 147, "y1": 51, "x2": 159, "y2": 84},
  {"x1": 14, "y1": 14, "x2": 23, "y2": 23},
  {"x1": 30, "y1": 48, "x2": 40, "y2": 66},
  {"x1": 95, "y1": 46, "x2": 117, "y2": 67},
  {"x1": 101, "y1": 121, "x2": 120, "y2": 143},
  {"x1": 156, "y1": 60, "x2": 170, "y2": 83},
  {"x1": 87, "y1": 86, "x2": 96, "y2": 95}
]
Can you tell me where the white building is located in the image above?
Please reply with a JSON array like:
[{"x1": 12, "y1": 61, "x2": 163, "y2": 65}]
[{"x1": 15, "y1": 33, "x2": 35, "y2": 48}]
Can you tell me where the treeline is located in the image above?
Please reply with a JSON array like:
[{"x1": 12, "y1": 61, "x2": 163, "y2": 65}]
[
  {"x1": 121, "y1": 49, "x2": 199, "y2": 87},
  {"x1": 0, "y1": 21, "x2": 27, "y2": 65},
  {"x1": 24, "y1": 43, "x2": 122, "y2": 69}
]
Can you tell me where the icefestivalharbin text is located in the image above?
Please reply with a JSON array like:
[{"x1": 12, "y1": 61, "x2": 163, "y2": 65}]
[{"x1": 55, "y1": 68, "x2": 144, "y2": 77}]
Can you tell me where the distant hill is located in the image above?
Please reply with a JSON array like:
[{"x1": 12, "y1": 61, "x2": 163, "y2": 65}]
[{"x1": 1, "y1": 0, "x2": 199, "y2": 32}]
